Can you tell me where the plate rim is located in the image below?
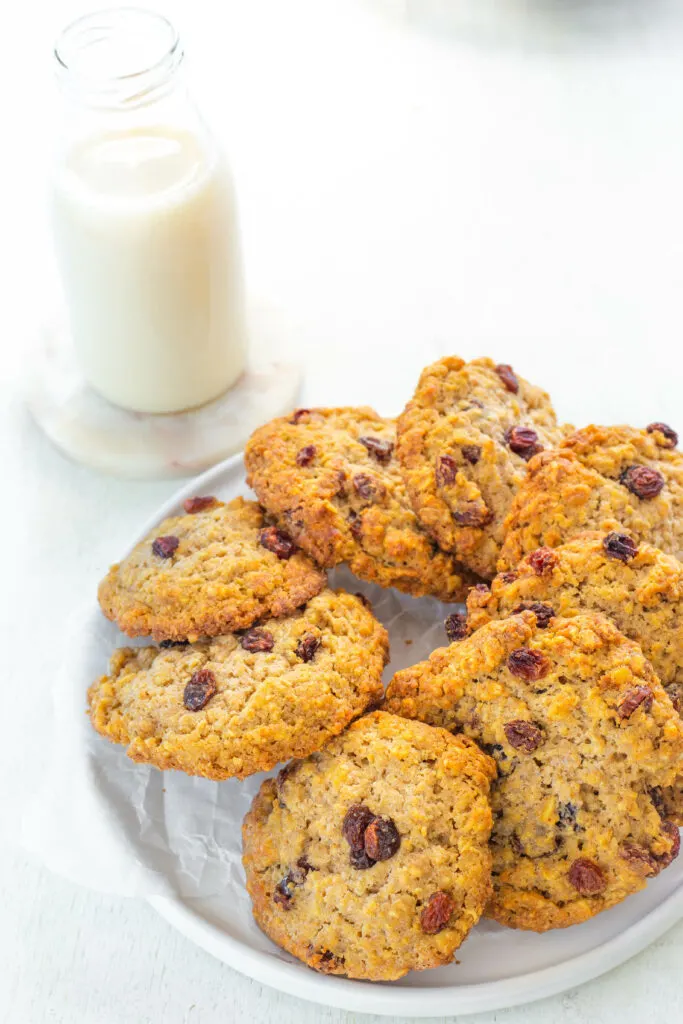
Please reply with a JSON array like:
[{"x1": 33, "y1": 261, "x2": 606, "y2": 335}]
[{"x1": 122, "y1": 452, "x2": 683, "y2": 1016}]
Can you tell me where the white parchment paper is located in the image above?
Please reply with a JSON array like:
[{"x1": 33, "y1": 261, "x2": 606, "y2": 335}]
[{"x1": 22, "y1": 563, "x2": 458, "y2": 898}]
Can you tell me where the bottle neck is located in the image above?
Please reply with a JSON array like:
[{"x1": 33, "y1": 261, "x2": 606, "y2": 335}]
[{"x1": 54, "y1": 8, "x2": 183, "y2": 112}]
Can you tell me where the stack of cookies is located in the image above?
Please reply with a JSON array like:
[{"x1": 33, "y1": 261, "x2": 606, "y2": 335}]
[{"x1": 88, "y1": 356, "x2": 683, "y2": 983}]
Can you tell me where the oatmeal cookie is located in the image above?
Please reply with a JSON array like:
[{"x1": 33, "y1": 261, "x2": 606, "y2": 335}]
[
  {"x1": 244, "y1": 407, "x2": 476, "y2": 601},
  {"x1": 394, "y1": 357, "x2": 566, "y2": 578},
  {"x1": 499, "y1": 424, "x2": 683, "y2": 571},
  {"x1": 385, "y1": 612, "x2": 683, "y2": 931},
  {"x1": 88, "y1": 590, "x2": 388, "y2": 780},
  {"x1": 242, "y1": 711, "x2": 495, "y2": 980},
  {"x1": 98, "y1": 496, "x2": 326, "y2": 642}
]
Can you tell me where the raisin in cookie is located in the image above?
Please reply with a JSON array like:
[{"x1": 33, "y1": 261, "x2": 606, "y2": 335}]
[
  {"x1": 395, "y1": 357, "x2": 566, "y2": 578},
  {"x1": 98, "y1": 496, "x2": 326, "y2": 642},
  {"x1": 499, "y1": 424, "x2": 683, "y2": 572},
  {"x1": 385, "y1": 612, "x2": 683, "y2": 931},
  {"x1": 89, "y1": 590, "x2": 387, "y2": 780},
  {"x1": 242, "y1": 711, "x2": 495, "y2": 980},
  {"x1": 244, "y1": 407, "x2": 476, "y2": 601}
]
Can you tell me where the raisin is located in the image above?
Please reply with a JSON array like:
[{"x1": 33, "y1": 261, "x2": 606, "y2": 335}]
[
  {"x1": 160, "y1": 639, "x2": 189, "y2": 649},
  {"x1": 528, "y1": 548, "x2": 559, "y2": 575},
  {"x1": 503, "y1": 719, "x2": 544, "y2": 752},
  {"x1": 273, "y1": 879, "x2": 293, "y2": 908},
  {"x1": 649, "y1": 786, "x2": 666, "y2": 817},
  {"x1": 152, "y1": 535, "x2": 179, "y2": 558},
  {"x1": 354, "y1": 592, "x2": 371, "y2": 609},
  {"x1": 240, "y1": 628, "x2": 275, "y2": 653},
  {"x1": 473, "y1": 583, "x2": 490, "y2": 594},
  {"x1": 349, "y1": 848, "x2": 376, "y2": 870},
  {"x1": 353, "y1": 473, "x2": 377, "y2": 500},
  {"x1": 358, "y1": 436, "x2": 394, "y2": 463},
  {"x1": 617, "y1": 685, "x2": 654, "y2": 719},
  {"x1": 504, "y1": 426, "x2": 543, "y2": 462},
  {"x1": 620, "y1": 465, "x2": 665, "y2": 500},
  {"x1": 314, "y1": 949, "x2": 344, "y2": 972},
  {"x1": 647, "y1": 422, "x2": 678, "y2": 448},
  {"x1": 603, "y1": 532, "x2": 638, "y2": 563},
  {"x1": 445, "y1": 612, "x2": 468, "y2": 642},
  {"x1": 558, "y1": 802, "x2": 579, "y2": 829},
  {"x1": 364, "y1": 817, "x2": 401, "y2": 861},
  {"x1": 436, "y1": 454, "x2": 458, "y2": 486},
  {"x1": 495, "y1": 363, "x2": 519, "y2": 393},
  {"x1": 290, "y1": 408, "x2": 311, "y2": 423},
  {"x1": 499, "y1": 572, "x2": 518, "y2": 584},
  {"x1": 182, "y1": 496, "x2": 217, "y2": 514},
  {"x1": 296, "y1": 634, "x2": 321, "y2": 662},
  {"x1": 509, "y1": 833, "x2": 525, "y2": 855},
  {"x1": 507, "y1": 648, "x2": 551, "y2": 681},
  {"x1": 619, "y1": 843, "x2": 658, "y2": 876},
  {"x1": 183, "y1": 669, "x2": 217, "y2": 711},
  {"x1": 512, "y1": 602, "x2": 555, "y2": 629},
  {"x1": 461, "y1": 444, "x2": 481, "y2": 465},
  {"x1": 420, "y1": 891, "x2": 455, "y2": 934},
  {"x1": 342, "y1": 804, "x2": 375, "y2": 852},
  {"x1": 658, "y1": 820, "x2": 681, "y2": 868},
  {"x1": 295, "y1": 444, "x2": 316, "y2": 467},
  {"x1": 259, "y1": 526, "x2": 297, "y2": 559},
  {"x1": 348, "y1": 510, "x2": 363, "y2": 540},
  {"x1": 454, "y1": 504, "x2": 493, "y2": 527},
  {"x1": 568, "y1": 858, "x2": 607, "y2": 895},
  {"x1": 669, "y1": 685, "x2": 683, "y2": 715}
]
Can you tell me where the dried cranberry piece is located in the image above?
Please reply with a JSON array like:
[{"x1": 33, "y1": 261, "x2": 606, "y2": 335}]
[
  {"x1": 617, "y1": 685, "x2": 654, "y2": 719},
  {"x1": 619, "y1": 843, "x2": 658, "y2": 876},
  {"x1": 512, "y1": 602, "x2": 555, "y2": 629},
  {"x1": 473, "y1": 583, "x2": 490, "y2": 594},
  {"x1": 454, "y1": 504, "x2": 493, "y2": 527},
  {"x1": 259, "y1": 526, "x2": 297, "y2": 559},
  {"x1": 295, "y1": 444, "x2": 317, "y2": 467},
  {"x1": 505, "y1": 426, "x2": 543, "y2": 461},
  {"x1": 620, "y1": 465, "x2": 665, "y2": 500},
  {"x1": 445, "y1": 613, "x2": 468, "y2": 642},
  {"x1": 495, "y1": 364, "x2": 519, "y2": 393},
  {"x1": 183, "y1": 496, "x2": 217, "y2": 514},
  {"x1": 240, "y1": 628, "x2": 275, "y2": 653},
  {"x1": 499, "y1": 572, "x2": 518, "y2": 584},
  {"x1": 647, "y1": 422, "x2": 678, "y2": 448},
  {"x1": 353, "y1": 473, "x2": 377, "y2": 500},
  {"x1": 436, "y1": 454, "x2": 458, "y2": 486},
  {"x1": 658, "y1": 821, "x2": 681, "y2": 867},
  {"x1": 603, "y1": 532, "x2": 638, "y2": 563},
  {"x1": 296, "y1": 634, "x2": 321, "y2": 662},
  {"x1": 503, "y1": 719, "x2": 544, "y2": 752},
  {"x1": 364, "y1": 817, "x2": 401, "y2": 861},
  {"x1": 160, "y1": 639, "x2": 189, "y2": 649},
  {"x1": 461, "y1": 444, "x2": 482, "y2": 465},
  {"x1": 290, "y1": 408, "x2": 311, "y2": 423},
  {"x1": 568, "y1": 858, "x2": 607, "y2": 895},
  {"x1": 183, "y1": 669, "x2": 217, "y2": 711},
  {"x1": 420, "y1": 892, "x2": 455, "y2": 934},
  {"x1": 342, "y1": 804, "x2": 376, "y2": 852},
  {"x1": 528, "y1": 548, "x2": 559, "y2": 575},
  {"x1": 358, "y1": 436, "x2": 394, "y2": 463},
  {"x1": 507, "y1": 648, "x2": 551, "y2": 681},
  {"x1": 152, "y1": 535, "x2": 179, "y2": 559}
]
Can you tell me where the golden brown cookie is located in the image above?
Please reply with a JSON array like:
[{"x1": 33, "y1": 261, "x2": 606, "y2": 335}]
[
  {"x1": 88, "y1": 590, "x2": 388, "y2": 780},
  {"x1": 98, "y1": 496, "x2": 327, "y2": 642},
  {"x1": 499, "y1": 423, "x2": 683, "y2": 572},
  {"x1": 385, "y1": 612, "x2": 683, "y2": 931},
  {"x1": 244, "y1": 407, "x2": 476, "y2": 601},
  {"x1": 242, "y1": 711, "x2": 495, "y2": 980},
  {"x1": 395, "y1": 357, "x2": 566, "y2": 578}
]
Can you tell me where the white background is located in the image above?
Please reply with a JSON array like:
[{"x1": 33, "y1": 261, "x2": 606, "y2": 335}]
[{"x1": 4, "y1": 0, "x2": 683, "y2": 1020}]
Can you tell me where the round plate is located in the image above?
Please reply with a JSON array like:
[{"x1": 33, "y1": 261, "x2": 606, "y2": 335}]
[{"x1": 63, "y1": 452, "x2": 683, "y2": 1016}]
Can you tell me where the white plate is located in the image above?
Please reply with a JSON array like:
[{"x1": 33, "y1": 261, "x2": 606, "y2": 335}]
[{"x1": 84, "y1": 453, "x2": 683, "y2": 1017}]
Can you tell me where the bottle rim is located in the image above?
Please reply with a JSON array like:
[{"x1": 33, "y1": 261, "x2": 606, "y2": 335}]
[{"x1": 54, "y1": 8, "x2": 183, "y2": 108}]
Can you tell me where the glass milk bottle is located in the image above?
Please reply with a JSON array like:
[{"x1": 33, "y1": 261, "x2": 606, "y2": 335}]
[{"x1": 51, "y1": 9, "x2": 247, "y2": 414}]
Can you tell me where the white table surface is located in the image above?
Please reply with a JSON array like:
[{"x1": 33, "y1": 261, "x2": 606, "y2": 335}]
[{"x1": 5, "y1": 1, "x2": 683, "y2": 1020}]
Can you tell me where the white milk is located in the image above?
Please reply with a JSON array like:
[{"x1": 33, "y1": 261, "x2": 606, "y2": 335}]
[{"x1": 52, "y1": 126, "x2": 247, "y2": 414}]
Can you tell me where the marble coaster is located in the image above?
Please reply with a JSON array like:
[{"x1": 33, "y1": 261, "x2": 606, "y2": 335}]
[{"x1": 26, "y1": 314, "x2": 302, "y2": 479}]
